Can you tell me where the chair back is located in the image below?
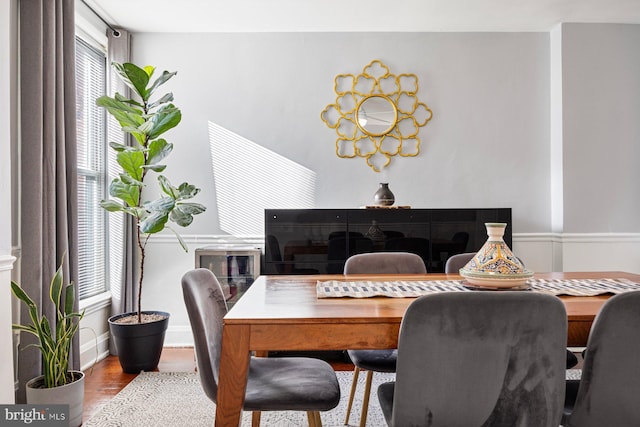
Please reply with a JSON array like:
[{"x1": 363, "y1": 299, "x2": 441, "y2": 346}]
[
  {"x1": 344, "y1": 252, "x2": 427, "y2": 274},
  {"x1": 444, "y1": 252, "x2": 475, "y2": 273},
  {"x1": 181, "y1": 268, "x2": 228, "y2": 402},
  {"x1": 567, "y1": 290, "x2": 640, "y2": 427},
  {"x1": 391, "y1": 292, "x2": 567, "y2": 426}
]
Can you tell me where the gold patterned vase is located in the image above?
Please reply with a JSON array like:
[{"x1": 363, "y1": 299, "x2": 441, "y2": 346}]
[{"x1": 459, "y1": 222, "x2": 533, "y2": 289}]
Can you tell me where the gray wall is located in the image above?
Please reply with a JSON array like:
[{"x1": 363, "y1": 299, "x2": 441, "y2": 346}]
[
  {"x1": 132, "y1": 32, "x2": 551, "y2": 234},
  {"x1": 561, "y1": 24, "x2": 640, "y2": 233}
]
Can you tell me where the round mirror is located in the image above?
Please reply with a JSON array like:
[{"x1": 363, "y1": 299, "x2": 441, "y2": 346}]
[{"x1": 356, "y1": 95, "x2": 398, "y2": 136}]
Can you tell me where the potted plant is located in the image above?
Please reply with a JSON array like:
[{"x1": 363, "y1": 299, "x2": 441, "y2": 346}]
[
  {"x1": 97, "y1": 62, "x2": 205, "y2": 373},
  {"x1": 11, "y1": 263, "x2": 85, "y2": 427}
]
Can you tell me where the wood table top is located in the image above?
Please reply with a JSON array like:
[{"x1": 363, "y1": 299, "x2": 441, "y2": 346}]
[{"x1": 225, "y1": 271, "x2": 640, "y2": 324}]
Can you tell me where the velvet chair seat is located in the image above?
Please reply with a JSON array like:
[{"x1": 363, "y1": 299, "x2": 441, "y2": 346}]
[
  {"x1": 346, "y1": 349, "x2": 397, "y2": 373},
  {"x1": 243, "y1": 357, "x2": 340, "y2": 411}
]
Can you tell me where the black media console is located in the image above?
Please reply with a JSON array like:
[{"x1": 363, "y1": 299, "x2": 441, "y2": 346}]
[{"x1": 264, "y1": 208, "x2": 512, "y2": 274}]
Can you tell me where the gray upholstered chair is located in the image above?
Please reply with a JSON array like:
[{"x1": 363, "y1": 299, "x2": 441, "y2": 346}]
[
  {"x1": 444, "y1": 252, "x2": 475, "y2": 274},
  {"x1": 378, "y1": 291, "x2": 567, "y2": 427},
  {"x1": 343, "y1": 252, "x2": 427, "y2": 427},
  {"x1": 562, "y1": 290, "x2": 640, "y2": 427},
  {"x1": 182, "y1": 268, "x2": 340, "y2": 427},
  {"x1": 446, "y1": 252, "x2": 579, "y2": 370}
]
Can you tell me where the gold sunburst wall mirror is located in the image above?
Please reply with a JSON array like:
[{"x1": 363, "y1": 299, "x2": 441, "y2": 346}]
[{"x1": 321, "y1": 60, "x2": 433, "y2": 172}]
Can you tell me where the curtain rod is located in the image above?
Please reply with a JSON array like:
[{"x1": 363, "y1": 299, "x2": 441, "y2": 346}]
[{"x1": 80, "y1": 0, "x2": 121, "y2": 37}]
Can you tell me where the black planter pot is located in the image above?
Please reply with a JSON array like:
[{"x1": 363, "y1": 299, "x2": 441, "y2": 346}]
[{"x1": 108, "y1": 311, "x2": 170, "y2": 373}]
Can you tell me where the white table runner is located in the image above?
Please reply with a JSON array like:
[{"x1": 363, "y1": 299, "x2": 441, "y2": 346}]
[{"x1": 316, "y1": 278, "x2": 640, "y2": 298}]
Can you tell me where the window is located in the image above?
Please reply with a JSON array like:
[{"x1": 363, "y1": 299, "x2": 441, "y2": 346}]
[{"x1": 75, "y1": 35, "x2": 108, "y2": 299}]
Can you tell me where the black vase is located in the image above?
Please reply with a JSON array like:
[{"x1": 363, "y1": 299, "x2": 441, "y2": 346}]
[
  {"x1": 108, "y1": 311, "x2": 170, "y2": 373},
  {"x1": 374, "y1": 183, "x2": 395, "y2": 206}
]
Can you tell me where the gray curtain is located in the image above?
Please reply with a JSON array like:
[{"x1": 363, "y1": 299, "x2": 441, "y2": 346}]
[
  {"x1": 18, "y1": 0, "x2": 78, "y2": 402},
  {"x1": 106, "y1": 29, "x2": 136, "y2": 354}
]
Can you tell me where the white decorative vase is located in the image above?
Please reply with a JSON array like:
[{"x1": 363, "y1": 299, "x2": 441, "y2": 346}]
[
  {"x1": 459, "y1": 223, "x2": 533, "y2": 289},
  {"x1": 26, "y1": 370, "x2": 85, "y2": 427}
]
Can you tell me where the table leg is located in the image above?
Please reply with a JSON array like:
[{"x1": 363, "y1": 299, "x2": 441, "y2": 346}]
[{"x1": 216, "y1": 324, "x2": 251, "y2": 426}]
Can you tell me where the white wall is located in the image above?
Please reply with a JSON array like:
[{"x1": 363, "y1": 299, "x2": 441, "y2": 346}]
[
  {"x1": 561, "y1": 24, "x2": 640, "y2": 233},
  {"x1": 132, "y1": 32, "x2": 552, "y2": 233}
]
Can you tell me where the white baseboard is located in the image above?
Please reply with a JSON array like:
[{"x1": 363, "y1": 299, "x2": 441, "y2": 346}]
[
  {"x1": 165, "y1": 325, "x2": 195, "y2": 348},
  {"x1": 79, "y1": 327, "x2": 194, "y2": 367},
  {"x1": 81, "y1": 331, "x2": 111, "y2": 371}
]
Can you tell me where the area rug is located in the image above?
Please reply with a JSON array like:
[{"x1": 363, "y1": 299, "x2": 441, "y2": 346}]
[
  {"x1": 85, "y1": 369, "x2": 583, "y2": 426},
  {"x1": 84, "y1": 370, "x2": 393, "y2": 427}
]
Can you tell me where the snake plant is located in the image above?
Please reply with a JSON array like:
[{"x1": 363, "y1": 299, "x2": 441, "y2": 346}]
[{"x1": 11, "y1": 264, "x2": 84, "y2": 388}]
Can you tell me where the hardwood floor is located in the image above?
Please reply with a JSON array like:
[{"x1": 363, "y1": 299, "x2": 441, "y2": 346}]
[{"x1": 83, "y1": 347, "x2": 197, "y2": 423}]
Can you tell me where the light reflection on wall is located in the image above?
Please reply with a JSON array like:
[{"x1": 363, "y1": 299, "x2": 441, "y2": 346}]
[{"x1": 208, "y1": 122, "x2": 316, "y2": 236}]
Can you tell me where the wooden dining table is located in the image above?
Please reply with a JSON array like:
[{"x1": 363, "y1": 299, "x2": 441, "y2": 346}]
[{"x1": 215, "y1": 271, "x2": 640, "y2": 426}]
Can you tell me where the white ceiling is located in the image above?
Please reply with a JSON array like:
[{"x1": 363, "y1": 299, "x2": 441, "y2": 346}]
[{"x1": 86, "y1": 0, "x2": 640, "y2": 33}]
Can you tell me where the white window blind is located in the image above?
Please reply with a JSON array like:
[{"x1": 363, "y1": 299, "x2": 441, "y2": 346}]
[
  {"x1": 105, "y1": 62, "x2": 125, "y2": 303},
  {"x1": 75, "y1": 36, "x2": 108, "y2": 300}
]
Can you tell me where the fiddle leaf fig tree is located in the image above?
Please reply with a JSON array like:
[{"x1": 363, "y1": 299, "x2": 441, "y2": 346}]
[{"x1": 97, "y1": 62, "x2": 206, "y2": 323}]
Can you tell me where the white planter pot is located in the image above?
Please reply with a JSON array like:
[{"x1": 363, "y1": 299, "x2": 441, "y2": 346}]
[{"x1": 26, "y1": 370, "x2": 85, "y2": 427}]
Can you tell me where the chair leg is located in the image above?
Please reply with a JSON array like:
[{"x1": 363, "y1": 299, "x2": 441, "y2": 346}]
[
  {"x1": 251, "y1": 411, "x2": 261, "y2": 427},
  {"x1": 308, "y1": 411, "x2": 323, "y2": 427},
  {"x1": 359, "y1": 370, "x2": 374, "y2": 427},
  {"x1": 344, "y1": 366, "x2": 361, "y2": 425}
]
